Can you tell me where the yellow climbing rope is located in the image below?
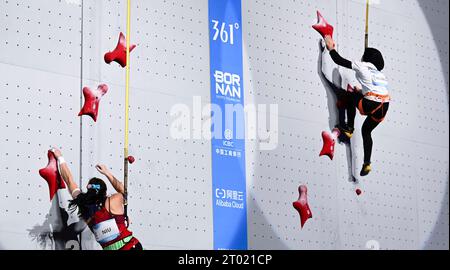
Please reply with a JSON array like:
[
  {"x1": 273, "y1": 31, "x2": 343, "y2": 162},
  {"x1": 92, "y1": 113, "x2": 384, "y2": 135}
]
[
  {"x1": 123, "y1": 0, "x2": 131, "y2": 223},
  {"x1": 365, "y1": 0, "x2": 370, "y2": 48}
]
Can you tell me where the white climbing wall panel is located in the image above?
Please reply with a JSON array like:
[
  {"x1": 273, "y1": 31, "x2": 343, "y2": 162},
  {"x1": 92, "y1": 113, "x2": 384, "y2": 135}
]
[
  {"x1": 79, "y1": 0, "x2": 212, "y2": 250},
  {"x1": 0, "y1": 0, "x2": 83, "y2": 249},
  {"x1": 0, "y1": 0, "x2": 212, "y2": 250},
  {"x1": 244, "y1": 0, "x2": 449, "y2": 250},
  {"x1": 0, "y1": 0, "x2": 448, "y2": 250}
]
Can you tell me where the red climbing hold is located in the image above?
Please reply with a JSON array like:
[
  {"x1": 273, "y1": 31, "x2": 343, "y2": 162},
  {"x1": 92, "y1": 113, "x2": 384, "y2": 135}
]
[
  {"x1": 320, "y1": 128, "x2": 340, "y2": 160},
  {"x1": 312, "y1": 11, "x2": 334, "y2": 39},
  {"x1": 356, "y1": 189, "x2": 362, "y2": 196},
  {"x1": 293, "y1": 185, "x2": 313, "y2": 229},
  {"x1": 78, "y1": 84, "x2": 108, "y2": 122},
  {"x1": 39, "y1": 150, "x2": 66, "y2": 201},
  {"x1": 127, "y1": 156, "x2": 135, "y2": 164},
  {"x1": 104, "y1": 32, "x2": 136, "y2": 68}
]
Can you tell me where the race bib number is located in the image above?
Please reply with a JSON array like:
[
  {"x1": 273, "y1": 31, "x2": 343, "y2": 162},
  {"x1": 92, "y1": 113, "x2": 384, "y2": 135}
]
[{"x1": 92, "y1": 219, "x2": 120, "y2": 244}]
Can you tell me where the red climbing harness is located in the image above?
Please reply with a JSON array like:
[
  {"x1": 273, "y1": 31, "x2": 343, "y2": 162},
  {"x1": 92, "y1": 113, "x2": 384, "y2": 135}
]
[
  {"x1": 358, "y1": 92, "x2": 390, "y2": 123},
  {"x1": 88, "y1": 200, "x2": 139, "y2": 250}
]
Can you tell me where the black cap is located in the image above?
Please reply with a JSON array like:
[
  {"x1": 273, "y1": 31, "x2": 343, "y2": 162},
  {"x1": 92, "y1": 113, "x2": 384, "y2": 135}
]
[{"x1": 362, "y1": 48, "x2": 384, "y2": 71}]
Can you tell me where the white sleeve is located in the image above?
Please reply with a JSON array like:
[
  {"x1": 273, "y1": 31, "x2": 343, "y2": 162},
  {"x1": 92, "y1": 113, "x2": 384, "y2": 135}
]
[
  {"x1": 352, "y1": 61, "x2": 372, "y2": 83},
  {"x1": 351, "y1": 61, "x2": 364, "y2": 73}
]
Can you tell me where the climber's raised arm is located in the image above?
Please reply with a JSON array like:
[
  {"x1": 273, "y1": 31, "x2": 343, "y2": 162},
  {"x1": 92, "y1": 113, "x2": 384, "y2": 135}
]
[
  {"x1": 324, "y1": 35, "x2": 353, "y2": 69},
  {"x1": 51, "y1": 148, "x2": 81, "y2": 198}
]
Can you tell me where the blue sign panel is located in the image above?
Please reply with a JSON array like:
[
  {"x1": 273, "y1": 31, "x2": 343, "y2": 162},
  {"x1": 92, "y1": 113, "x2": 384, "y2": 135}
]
[{"x1": 208, "y1": 0, "x2": 247, "y2": 250}]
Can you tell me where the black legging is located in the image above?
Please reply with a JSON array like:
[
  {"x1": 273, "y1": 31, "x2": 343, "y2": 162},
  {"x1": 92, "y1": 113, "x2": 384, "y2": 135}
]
[
  {"x1": 324, "y1": 79, "x2": 355, "y2": 129},
  {"x1": 324, "y1": 79, "x2": 389, "y2": 163},
  {"x1": 348, "y1": 91, "x2": 389, "y2": 163}
]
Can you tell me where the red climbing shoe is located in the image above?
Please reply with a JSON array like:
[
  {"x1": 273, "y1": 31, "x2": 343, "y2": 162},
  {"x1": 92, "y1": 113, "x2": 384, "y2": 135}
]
[
  {"x1": 39, "y1": 150, "x2": 66, "y2": 201},
  {"x1": 319, "y1": 128, "x2": 340, "y2": 160},
  {"x1": 104, "y1": 32, "x2": 136, "y2": 68},
  {"x1": 78, "y1": 84, "x2": 108, "y2": 122},
  {"x1": 312, "y1": 11, "x2": 334, "y2": 39},
  {"x1": 293, "y1": 185, "x2": 313, "y2": 229}
]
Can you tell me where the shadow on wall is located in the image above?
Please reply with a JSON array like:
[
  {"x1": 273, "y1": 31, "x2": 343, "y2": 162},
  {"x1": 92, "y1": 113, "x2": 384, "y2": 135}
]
[
  {"x1": 316, "y1": 43, "x2": 340, "y2": 131},
  {"x1": 245, "y1": 36, "x2": 356, "y2": 252},
  {"x1": 418, "y1": 0, "x2": 450, "y2": 250},
  {"x1": 244, "y1": 0, "x2": 448, "y2": 251},
  {"x1": 247, "y1": 193, "x2": 289, "y2": 250},
  {"x1": 316, "y1": 42, "x2": 356, "y2": 183},
  {"x1": 28, "y1": 194, "x2": 86, "y2": 250},
  {"x1": 418, "y1": 0, "x2": 450, "y2": 103},
  {"x1": 423, "y1": 181, "x2": 449, "y2": 250}
]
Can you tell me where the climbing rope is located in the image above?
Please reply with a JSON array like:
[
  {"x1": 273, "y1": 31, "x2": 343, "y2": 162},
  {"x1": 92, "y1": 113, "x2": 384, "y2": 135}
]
[
  {"x1": 79, "y1": 0, "x2": 84, "y2": 249},
  {"x1": 123, "y1": 0, "x2": 131, "y2": 226},
  {"x1": 365, "y1": 0, "x2": 370, "y2": 48}
]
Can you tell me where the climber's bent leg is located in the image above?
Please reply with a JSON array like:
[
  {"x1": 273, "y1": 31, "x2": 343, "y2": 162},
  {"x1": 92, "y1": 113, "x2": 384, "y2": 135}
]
[
  {"x1": 360, "y1": 117, "x2": 379, "y2": 176},
  {"x1": 347, "y1": 91, "x2": 363, "y2": 130},
  {"x1": 322, "y1": 47, "x2": 350, "y2": 130},
  {"x1": 361, "y1": 117, "x2": 379, "y2": 164},
  {"x1": 337, "y1": 102, "x2": 347, "y2": 130}
]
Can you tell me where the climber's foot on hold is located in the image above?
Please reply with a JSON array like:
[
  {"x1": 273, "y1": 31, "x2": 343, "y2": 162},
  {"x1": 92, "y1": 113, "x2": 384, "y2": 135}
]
[
  {"x1": 336, "y1": 125, "x2": 354, "y2": 143},
  {"x1": 341, "y1": 125, "x2": 354, "y2": 139},
  {"x1": 338, "y1": 133, "x2": 349, "y2": 144},
  {"x1": 360, "y1": 162, "x2": 372, "y2": 177}
]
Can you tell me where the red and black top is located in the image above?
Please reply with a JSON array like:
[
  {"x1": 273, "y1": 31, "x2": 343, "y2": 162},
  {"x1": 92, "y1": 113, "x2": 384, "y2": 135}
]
[{"x1": 88, "y1": 201, "x2": 140, "y2": 250}]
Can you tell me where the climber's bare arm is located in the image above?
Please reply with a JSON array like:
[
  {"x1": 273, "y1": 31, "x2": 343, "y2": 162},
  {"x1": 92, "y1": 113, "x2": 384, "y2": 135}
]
[
  {"x1": 96, "y1": 164, "x2": 125, "y2": 195},
  {"x1": 52, "y1": 148, "x2": 80, "y2": 198}
]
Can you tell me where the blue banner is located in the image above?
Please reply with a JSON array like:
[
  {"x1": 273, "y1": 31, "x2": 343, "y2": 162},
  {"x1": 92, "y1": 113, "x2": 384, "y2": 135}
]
[{"x1": 208, "y1": 0, "x2": 247, "y2": 250}]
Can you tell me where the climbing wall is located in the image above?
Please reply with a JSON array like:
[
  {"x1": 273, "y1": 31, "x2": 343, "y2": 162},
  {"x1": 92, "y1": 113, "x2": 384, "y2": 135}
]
[
  {"x1": 0, "y1": 0, "x2": 83, "y2": 249},
  {"x1": 0, "y1": 0, "x2": 212, "y2": 250},
  {"x1": 0, "y1": 0, "x2": 448, "y2": 250},
  {"x1": 78, "y1": 0, "x2": 213, "y2": 250},
  {"x1": 244, "y1": 0, "x2": 449, "y2": 250}
]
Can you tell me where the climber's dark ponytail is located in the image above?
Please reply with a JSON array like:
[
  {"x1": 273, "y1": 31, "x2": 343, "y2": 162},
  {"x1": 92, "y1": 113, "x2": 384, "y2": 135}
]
[{"x1": 68, "y1": 178, "x2": 107, "y2": 220}]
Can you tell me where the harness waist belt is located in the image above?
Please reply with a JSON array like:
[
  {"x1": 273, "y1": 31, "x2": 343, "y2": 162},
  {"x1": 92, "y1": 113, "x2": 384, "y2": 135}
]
[
  {"x1": 364, "y1": 92, "x2": 390, "y2": 102},
  {"x1": 103, "y1": 236, "x2": 133, "y2": 251}
]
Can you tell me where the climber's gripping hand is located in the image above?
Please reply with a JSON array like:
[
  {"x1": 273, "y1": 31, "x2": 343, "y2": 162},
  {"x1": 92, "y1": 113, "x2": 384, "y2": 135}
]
[{"x1": 324, "y1": 35, "x2": 336, "y2": 51}]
